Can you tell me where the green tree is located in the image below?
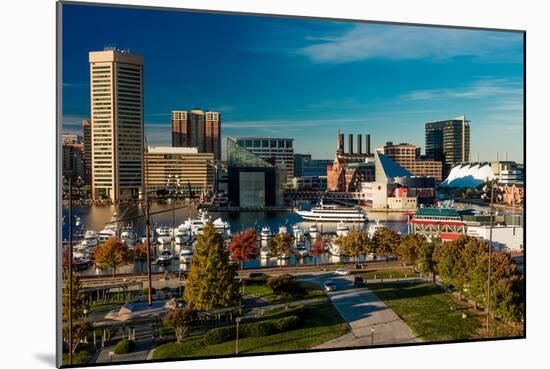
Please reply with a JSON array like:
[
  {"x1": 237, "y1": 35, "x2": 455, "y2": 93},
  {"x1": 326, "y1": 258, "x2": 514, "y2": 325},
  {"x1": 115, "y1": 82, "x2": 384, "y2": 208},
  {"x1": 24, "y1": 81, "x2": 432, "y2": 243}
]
[
  {"x1": 434, "y1": 235, "x2": 468, "y2": 299},
  {"x1": 371, "y1": 227, "x2": 401, "y2": 261},
  {"x1": 93, "y1": 238, "x2": 132, "y2": 277},
  {"x1": 338, "y1": 230, "x2": 369, "y2": 264},
  {"x1": 398, "y1": 234, "x2": 424, "y2": 267},
  {"x1": 183, "y1": 224, "x2": 239, "y2": 311},
  {"x1": 418, "y1": 238, "x2": 439, "y2": 285},
  {"x1": 63, "y1": 321, "x2": 92, "y2": 353},
  {"x1": 229, "y1": 228, "x2": 259, "y2": 270},
  {"x1": 271, "y1": 232, "x2": 294, "y2": 262},
  {"x1": 62, "y1": 273, "x2": 86, "y2": 322},
  {"x1": 489, "y1": 252, "x2": 524, "y2": 323},
  {"x1": 163, "y1": 308, "x2": 197, "y2": 343},
  {"x1": 462, "y1": 237, "x2": 489, "y2": 309}
]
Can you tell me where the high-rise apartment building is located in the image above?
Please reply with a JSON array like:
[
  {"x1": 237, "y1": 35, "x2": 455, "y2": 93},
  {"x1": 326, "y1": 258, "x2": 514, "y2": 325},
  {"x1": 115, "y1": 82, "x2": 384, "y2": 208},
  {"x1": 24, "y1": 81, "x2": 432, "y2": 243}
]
[
  {"x1": 381, "y1": 142, "x2": 443, "y2": 181},
  {"x1": 171, "y1": 111, "x2": 188, "y2": 147},
  {"x1": 89, "y1": 49, "x2": 144, "y2": 201},
  {"x1": 205, "y1": 111, "x2": 221, "y2": 161},
  {"x1": 235, "y1": 137, "x2": 294, "y2": 180},
  {"x1": 425, "y1": 116, "x2": 470, "y2": 177},
  {"x1": 171, "y1": 109, "x2": 221, "y2": 161},
  {"x1": 82, "y1": 119, "x2": 92, "y2": 184}
]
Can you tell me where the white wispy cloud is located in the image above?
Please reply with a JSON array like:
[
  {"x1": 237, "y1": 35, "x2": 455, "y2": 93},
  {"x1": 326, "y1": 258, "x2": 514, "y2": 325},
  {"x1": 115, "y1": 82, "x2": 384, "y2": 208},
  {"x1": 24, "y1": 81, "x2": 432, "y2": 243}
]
[
  {"x1": 298, "y1": 24, "x2": 522, "y2": 64},
  {"x1": 400, "y1": 78, "x2": 523, "y2": 102}
]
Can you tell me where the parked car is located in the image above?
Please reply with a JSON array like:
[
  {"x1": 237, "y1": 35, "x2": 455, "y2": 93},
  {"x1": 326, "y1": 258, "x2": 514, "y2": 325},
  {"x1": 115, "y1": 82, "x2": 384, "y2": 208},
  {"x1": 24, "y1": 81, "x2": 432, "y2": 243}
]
[
  {"x1": 353, "y1": 276, "x2": 366, "y2": 288},
  {"x1": 324, "y1": 280, "x2": 336, "y2": 292},
  {"x1": 334, "y1": 269, "x2": 351, "y2": 276}
]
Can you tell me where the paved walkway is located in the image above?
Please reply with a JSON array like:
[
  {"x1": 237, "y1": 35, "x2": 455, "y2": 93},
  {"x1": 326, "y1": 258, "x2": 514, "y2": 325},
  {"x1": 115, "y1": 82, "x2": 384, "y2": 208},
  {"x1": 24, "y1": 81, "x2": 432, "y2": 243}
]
[{"x1": 297, "y1": 273, "x2": 420, "y2": 349}]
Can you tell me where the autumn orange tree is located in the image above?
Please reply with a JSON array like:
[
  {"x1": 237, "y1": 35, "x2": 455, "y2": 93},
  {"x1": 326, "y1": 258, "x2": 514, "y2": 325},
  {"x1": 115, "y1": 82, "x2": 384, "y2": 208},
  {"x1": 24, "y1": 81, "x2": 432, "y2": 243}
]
[
  {"x1": 93, "y1": 238, "x2": 132, "y2": 277},
  {"x1": 229, "y1": 228, "x2": 259, "y2": 270},
  {"x1": 163, "y1": 308, "x2": 197, "y2": 343},
  {"x1": 310, "y1": 236, "x2": 327, "y2": 266}
]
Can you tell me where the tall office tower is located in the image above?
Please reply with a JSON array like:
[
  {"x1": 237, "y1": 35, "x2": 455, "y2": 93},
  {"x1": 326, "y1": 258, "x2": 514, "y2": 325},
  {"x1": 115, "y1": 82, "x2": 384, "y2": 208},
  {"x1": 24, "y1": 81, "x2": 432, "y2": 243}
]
[
  {"x1": 89, "y1": 49, "x2": 144, "y2": 202},
  {"x1": 188, "y1": 109, "x2": 205, "y2": 151},
  {"x1": 171, "y1": 111, "x2": 189, "y2": 147},
  {"x1": 425, "y1": 115, "x2": 470, "y2": 177},
  {"x1": 382, "y1": 142, "x2": 442, "y2": 181},
  {"x1": 205, "y1": 111, "x2": 221, "y2": 161},
  {"x1": 82, "y1": 119, "x2": 92, "y2": 184}
]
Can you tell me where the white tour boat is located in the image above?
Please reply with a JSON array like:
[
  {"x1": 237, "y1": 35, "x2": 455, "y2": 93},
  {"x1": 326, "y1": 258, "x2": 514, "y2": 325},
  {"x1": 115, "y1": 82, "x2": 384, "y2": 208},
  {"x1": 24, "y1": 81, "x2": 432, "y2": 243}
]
[{"x1": 295, "y1": 199, "x2": 368, "y2": 223}]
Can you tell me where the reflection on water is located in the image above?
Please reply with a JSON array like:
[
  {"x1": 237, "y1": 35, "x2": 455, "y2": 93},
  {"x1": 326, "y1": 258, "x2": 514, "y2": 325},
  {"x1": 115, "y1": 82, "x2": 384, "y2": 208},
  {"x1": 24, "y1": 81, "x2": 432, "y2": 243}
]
[{"x1": 65, "y1": 202, "x2": 489, "y2": 275}]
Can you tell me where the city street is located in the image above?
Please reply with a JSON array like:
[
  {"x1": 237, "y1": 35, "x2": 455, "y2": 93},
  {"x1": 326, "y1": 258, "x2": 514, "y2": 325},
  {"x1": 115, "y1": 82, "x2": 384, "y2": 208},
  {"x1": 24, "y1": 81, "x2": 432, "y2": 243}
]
[{"x1": 298, "y1": 274, "x2": 420, "y2": 348}]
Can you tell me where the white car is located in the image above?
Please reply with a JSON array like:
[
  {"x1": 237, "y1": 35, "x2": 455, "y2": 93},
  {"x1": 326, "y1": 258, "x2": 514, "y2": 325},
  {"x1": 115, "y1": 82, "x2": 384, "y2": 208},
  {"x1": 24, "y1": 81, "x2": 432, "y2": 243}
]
[
  {"x1": 334, "y1": 269, "x2": 351, "y2": 276},
  {"x1": 324, "y1": 280, "x2": 336, "y2": 292}
]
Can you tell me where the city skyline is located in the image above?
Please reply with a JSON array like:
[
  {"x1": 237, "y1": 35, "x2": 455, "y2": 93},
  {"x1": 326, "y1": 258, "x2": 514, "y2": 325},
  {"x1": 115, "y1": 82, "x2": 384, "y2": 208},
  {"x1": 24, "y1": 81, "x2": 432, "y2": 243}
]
[{"x1": 62, "y1": 4, "x2": 524, "y2": 162}]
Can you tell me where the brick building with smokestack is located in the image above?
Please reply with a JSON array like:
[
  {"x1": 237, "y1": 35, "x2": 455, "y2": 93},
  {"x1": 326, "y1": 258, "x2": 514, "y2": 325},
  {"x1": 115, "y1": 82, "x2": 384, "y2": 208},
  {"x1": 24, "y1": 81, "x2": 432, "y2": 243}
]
[{"x1": 327, "y1": 129, "x2": 375, "y2": 191}]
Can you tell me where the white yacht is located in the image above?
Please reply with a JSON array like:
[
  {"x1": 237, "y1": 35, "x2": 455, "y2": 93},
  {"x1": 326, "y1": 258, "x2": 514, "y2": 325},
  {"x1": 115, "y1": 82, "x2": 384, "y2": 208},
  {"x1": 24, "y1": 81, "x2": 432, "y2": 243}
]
[
  {"x1": 308, "y1": 223, "x2": 320, "y2": 239},
  {"x1": 212, "y1": 217, "x2": 231, "y2": 238},
  {"x1": 80, "y1": 230, "x2": 98, "y2": 248},
  {"x1": 157, "y1": 250, "x2": 173, "y2": 264},
  {"x1": 292, "y1": 224, "x2": 304, "y2": 241},
  {"x1": 328, "y1": 240, "x2": 341, "y2": 256},
  {"x1": 295, "y1": 199, "x2": 368, "y2": 223},
  {"x1": 260, "y1": 247, "x2": 272, "y2": 258},
  {"x1": 260, "y1": 226, "x2": 272, "y2": 241},
  {"x1": 278, "y1": 225, "x2": 288, "y2": 235},
  {"x1": 296, "y1": 244, "x2": 308, "y2": 258},
  {"x1": 98, "y1": 227, "x2": 117, "y2": 243},
  {"x1": 120, "y1": 226, "x2": 138, "y2": 246},
  {"x1": 336, "y1": 221, "x2": 350, "y2": 238},
  {"x1": 368, "y1": 219, "x2": 384, "y2": 238},
  {"x1": 179, "y1": 247, "x2": 193, "y2": 263}
]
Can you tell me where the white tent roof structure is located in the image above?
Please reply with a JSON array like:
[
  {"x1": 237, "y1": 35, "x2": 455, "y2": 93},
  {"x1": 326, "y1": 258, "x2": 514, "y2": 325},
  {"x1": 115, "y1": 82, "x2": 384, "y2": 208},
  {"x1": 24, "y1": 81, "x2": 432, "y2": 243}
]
[{"x1": 440, "y1": 162, "x2": 495, "y2": 188}]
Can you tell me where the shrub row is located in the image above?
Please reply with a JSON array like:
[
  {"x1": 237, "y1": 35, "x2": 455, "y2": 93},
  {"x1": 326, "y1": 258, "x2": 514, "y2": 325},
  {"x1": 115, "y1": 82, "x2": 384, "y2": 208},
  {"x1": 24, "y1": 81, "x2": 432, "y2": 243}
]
[
  {"x1": 202, "y1": 314, "x2": 304, "y2": 345},
  {"x1": 114, "y1": 339, "x2": 135, "y2": 354}
]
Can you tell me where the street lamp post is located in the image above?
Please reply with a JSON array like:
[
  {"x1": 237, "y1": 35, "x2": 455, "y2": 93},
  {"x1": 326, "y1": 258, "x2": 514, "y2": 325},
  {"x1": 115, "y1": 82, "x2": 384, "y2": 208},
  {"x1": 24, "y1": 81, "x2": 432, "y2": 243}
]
[
  {"x1": 64, "y1": 175, "x2": 82, "y2": 365},
  {"x1": 235, "y1": 317, "x2": 242, "y2": 354}
]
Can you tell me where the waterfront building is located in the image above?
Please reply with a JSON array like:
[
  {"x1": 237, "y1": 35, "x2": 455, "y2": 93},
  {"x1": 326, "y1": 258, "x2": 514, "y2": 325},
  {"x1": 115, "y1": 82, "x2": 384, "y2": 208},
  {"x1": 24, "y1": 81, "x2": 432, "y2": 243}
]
[
  {"x1": 227, "y1": 138, "x2": 286, "y2": 207},
  {"x1": 440, "y1": 162, "x2": 495, "y2": 188},
  {"x1": 89, "y1": 49, "x2": 144, "y2": 201},
  {"x1": 235, "y1": 137, "x2": 294, "y2": 180},
  {"x1": 327, "y1": 130, "x2": 375, "y2": 192},
  {"x1": 381, "y1": 142, "x2": 443, "y2": 182},
  {"x1": 502, "y1": 184, "x2": 524, "y2": 206},
  {"x1": 294, "y1": 154, "x2": 332, "y2": 178},
  {"x1": 492, "y1": 161, "x2": 524, "y2": 185},
  {"x1": 464, "y1": 213, "x2": 524, "y2": 251},
  {"x1": 171, "y1": 109, "x2": 221, "y2": 161},
  {"x1": 360, "y1": 151, "x2": 435, "y2": 210},
  {"x1": 407, "y1": 208, "x2": 466, "y2": 241},
  {"x1": 144, "y1": 146, "x2": 215, "y2": 196},
  {"x1": 288, "y1": 176, "x2": 327, "y2": 192},
  {"x1": 425, "y1": 115, "x2": 470, "y2": 177},
  {"x1": 82, "y1": 119, "x2": 92, "y2": 184}
]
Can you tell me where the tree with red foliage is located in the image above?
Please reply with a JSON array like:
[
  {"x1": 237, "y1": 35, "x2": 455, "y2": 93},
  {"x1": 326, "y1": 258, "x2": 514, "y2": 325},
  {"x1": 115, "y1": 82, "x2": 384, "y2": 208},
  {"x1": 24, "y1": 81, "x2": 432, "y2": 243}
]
[
  {"x1": 94, "y1": 238, "x2": 132, "y2": 277},
  {"x1": 310, "y1": 236, "x2": 327, "y2": 267},
  {"x1": 229, "y1": 228, "x2": 259, "y2": 269}
]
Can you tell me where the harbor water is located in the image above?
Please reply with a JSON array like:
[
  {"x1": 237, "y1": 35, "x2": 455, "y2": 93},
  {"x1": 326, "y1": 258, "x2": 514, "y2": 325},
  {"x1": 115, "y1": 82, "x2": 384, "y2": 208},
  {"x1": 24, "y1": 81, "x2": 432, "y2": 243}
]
[{"x1": 61, "y1": 202, "x2": 409, "y2": 275}]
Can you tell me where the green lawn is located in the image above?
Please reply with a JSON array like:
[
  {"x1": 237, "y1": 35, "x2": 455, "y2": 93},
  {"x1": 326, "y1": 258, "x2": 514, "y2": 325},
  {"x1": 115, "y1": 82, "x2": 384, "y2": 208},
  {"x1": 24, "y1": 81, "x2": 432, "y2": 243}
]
[
  {"x1": 369, "y1": 282, "x2": 520, "y2": 341},
  {"x1": 355, "y1": 268, "x2": 419, "y2": 280},
  {"x1": 62, "y1": 350, "x2": 92, "y2": 365},
  {"x1": 243, "y1": 281, "x2": 325, "y2": 303},
  {"x1": 88, "y1": 302, "x2": 124, "y2": 313},
  {"x1": 152, "y1": 303, "x2": 348, "y2": 359}
]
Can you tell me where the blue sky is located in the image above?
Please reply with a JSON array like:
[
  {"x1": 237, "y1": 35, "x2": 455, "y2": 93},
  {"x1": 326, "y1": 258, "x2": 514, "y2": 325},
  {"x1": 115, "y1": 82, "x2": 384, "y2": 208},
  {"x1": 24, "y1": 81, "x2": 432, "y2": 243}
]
[{"x1": 62, "y1": 3, "x2": 524, "y2": 162}]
